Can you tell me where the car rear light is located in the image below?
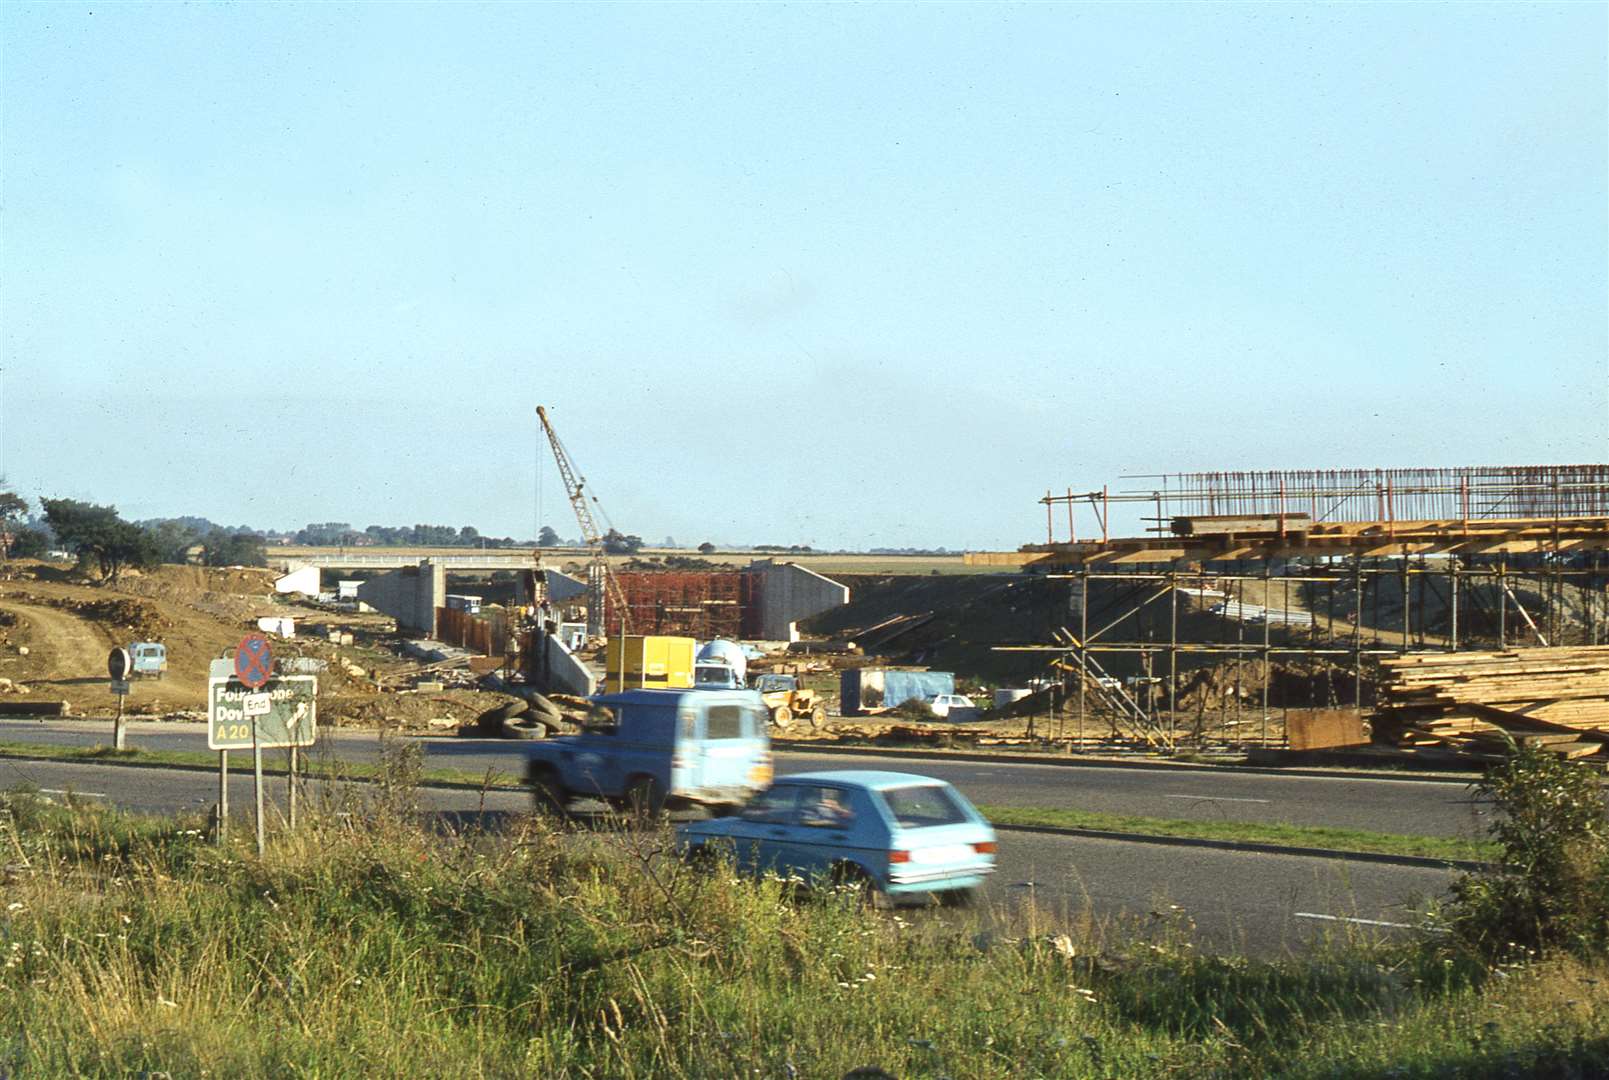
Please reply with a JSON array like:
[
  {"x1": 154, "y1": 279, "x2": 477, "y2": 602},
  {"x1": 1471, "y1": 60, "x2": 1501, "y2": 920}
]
[
  {"x1": 973, "y1": 841, "x2": 997, "y2": 855},
  {"x1": 888, "y1": 850, "x2": 910, "y2": 864}
]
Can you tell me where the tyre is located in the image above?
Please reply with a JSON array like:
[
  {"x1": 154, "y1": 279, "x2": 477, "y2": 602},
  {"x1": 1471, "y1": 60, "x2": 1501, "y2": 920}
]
[
  {"x1": 808, "y1": 704, "x2": 828, "y2": 730},
  {"x1": 528, "y1": 768, "x2": 568, "y2": 817},
  {"x1": 526, "y1": 693, "x2": 562, "y2": 721},
  {"x1": 828, "y1": 862, "x2": 882, "y2": 909},
  {"x1": 625, "y1": 775, "x2": 666, "y2": 821},
  {"x1": 771, "y1": 705, "x2": 793, "y2": 730},
  {"x1": 503, "y1": 718, "x2": 547, "y2": 740}
]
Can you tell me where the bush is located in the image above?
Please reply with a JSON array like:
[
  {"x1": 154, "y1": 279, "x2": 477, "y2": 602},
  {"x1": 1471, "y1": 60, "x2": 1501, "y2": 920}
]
[{"x1": 1445, "y1": 742, "x2": 1609, "y2": 959}]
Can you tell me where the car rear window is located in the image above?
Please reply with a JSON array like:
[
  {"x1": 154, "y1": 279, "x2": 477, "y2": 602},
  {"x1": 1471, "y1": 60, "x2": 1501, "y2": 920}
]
[{"x1": 876, "y1": 785, "x2": 969, "y2": 828}]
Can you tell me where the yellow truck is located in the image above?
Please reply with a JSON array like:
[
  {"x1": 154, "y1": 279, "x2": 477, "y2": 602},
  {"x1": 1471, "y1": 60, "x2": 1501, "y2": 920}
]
[{"x1": 604, "y1": 635, "x2": 697, "y2": 694}]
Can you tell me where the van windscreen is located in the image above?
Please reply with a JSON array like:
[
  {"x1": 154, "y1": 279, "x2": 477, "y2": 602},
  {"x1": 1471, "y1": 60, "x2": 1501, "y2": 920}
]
[{"x1": 705, "y1": 705, "x2": 746, "y2": 739}]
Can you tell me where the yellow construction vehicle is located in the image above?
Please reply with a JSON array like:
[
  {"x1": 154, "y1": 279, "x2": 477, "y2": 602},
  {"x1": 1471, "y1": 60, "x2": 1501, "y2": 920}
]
[{"x1": 751, "y1": 672, "x2": 828, "y2": 731}]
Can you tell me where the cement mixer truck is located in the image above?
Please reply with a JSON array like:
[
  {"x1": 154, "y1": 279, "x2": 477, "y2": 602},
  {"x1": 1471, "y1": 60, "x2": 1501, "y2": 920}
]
[{"x1": 693, "y1": 639, "x2": 747, "y2": 690}]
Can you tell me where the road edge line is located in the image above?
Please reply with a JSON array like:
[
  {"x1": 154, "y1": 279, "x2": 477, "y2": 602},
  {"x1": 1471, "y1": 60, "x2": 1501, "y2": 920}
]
[
  {"x1": 774, "y1": 740, "x2": 1482, "y2": 785},
  {"x1": 992, "y1": 821, "x2": 1494, "y2": 872}
]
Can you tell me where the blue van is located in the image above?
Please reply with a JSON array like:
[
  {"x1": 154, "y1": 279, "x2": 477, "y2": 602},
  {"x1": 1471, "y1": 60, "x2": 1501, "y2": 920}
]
[{"x1": 525, "y1": 688, "x2": 771, "y2": 816}]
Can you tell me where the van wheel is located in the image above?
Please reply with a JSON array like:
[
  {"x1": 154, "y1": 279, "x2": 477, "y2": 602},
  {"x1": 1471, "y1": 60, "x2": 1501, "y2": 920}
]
[
  {"x1": 529, "y1": 769, "x2": 568, "y2": 817},
  {"x1": 771, "y1": 705, "x2": 793, "y2": 730},
  {"x1": 625, "y1": 776, "x2": 666, "y2": 821}
]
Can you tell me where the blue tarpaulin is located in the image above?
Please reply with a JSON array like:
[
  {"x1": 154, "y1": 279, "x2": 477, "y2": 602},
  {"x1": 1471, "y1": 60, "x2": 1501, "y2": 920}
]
[{"x1": 839, "y1": 669, "x2": 955, "y2": 715}]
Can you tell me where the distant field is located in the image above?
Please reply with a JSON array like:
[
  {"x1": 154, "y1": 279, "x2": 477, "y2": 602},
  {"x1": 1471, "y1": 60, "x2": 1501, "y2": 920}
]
[{"x1": 266, "y1": 546, "x2": 1017, "y2": 576}]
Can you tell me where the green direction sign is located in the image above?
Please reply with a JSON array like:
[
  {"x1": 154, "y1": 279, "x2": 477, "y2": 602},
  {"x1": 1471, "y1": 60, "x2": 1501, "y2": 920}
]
[{"x1": 208, "y1": 676, "x2": 317, "y2": 751}]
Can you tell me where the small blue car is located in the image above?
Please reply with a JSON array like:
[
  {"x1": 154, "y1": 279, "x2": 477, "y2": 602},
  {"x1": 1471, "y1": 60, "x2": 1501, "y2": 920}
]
[{"x1": 676, "y1": 770, "x2": 996, "y2": 903}]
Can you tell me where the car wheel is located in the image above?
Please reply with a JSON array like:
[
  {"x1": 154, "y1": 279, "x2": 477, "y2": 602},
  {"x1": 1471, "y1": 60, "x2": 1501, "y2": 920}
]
[
  {"x1": 684, "y1": 844, "x2": 720, "y2": 875},
  {"x1": 529, "y1": 769, "x2": 568, "y2": 818},
  {"x1": 771, "y1": 705, "x2": 793, "y2": 730},
  {"x1": 829, "y1": 862, "x2": 882, "y2": 909},
  {"x1": 625, "y1": 775, "x2": 666, "y2": 822},
  {"x1": 808, "y1": 705, "x2": 828, "y2": 730}
]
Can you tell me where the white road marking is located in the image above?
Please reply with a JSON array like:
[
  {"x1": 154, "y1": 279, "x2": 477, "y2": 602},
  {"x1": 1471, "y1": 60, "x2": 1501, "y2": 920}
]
[
  {"x1": 39, "y1": 788, "x2": 105, "y2": 798},
  {"x1": 1294, "y1": 912, "x2": 1414, "y2": 929},
  {"x1": 1163, "y1": 794, "x2": 1270, "y2": 804}
]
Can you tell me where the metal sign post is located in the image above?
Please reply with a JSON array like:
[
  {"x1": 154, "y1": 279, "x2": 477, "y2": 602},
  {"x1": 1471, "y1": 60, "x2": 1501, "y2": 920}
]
[
  {"x1": 107, "y1": 648, "x2": 132, "y2": 750},
  {"x1": 235, "y1": 635, "x2": 274, "y2": 856}
]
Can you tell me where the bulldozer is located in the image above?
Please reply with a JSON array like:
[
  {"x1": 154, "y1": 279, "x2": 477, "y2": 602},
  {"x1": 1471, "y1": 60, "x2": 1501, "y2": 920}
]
[{"x1": 751, "y1": 672, "x2": 828, "y2": 731}]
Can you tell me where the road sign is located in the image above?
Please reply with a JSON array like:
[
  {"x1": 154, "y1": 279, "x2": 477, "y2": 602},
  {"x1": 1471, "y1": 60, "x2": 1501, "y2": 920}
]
[
  {"x1": 234, "y1": 634, "x2": 274, "y2": 689},
  {"x1": 108, "y1": 648, "x2": 131, "y2": 681},
  {"x1": 207, "y1": 675, "x2": 317, "y2": 751},
  {"x1": 110, "y1": 678, "x2": 131, "y2": 695}
]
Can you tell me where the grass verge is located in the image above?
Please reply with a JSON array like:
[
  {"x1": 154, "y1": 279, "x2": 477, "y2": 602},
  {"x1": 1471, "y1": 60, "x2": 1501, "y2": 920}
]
[
  {"x1": 0, "y1": 738, "x2": 525, "y2": 790},
  {"x1": 980, "y1": 804, "x2": 1498, "y2": 864},
  {"x1": 0, "y1": 790, "x2": 1603, "y2": 1077}
]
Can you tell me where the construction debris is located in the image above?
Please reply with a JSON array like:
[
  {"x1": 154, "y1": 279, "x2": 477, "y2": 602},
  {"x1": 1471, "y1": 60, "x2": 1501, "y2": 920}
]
[{"x1": 1379, "y1": 647, "x2": 1609, "y2": 760}]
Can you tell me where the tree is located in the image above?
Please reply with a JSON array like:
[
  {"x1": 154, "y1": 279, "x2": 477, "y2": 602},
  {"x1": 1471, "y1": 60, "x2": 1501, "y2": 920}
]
[
  {"x1": 8, "y1": 529, "x2": 48, "y2": 559},
  {"x1": 601, "y1": 529, "x2": 644, "y2": 555},
  {"x1": 537, "y1": 526, "x2": 561, "y2": 548},
  {"x1": 40, "y1": 499, "x2": 160, "y2": 582},
  {"x1": 204, "y1": 531, "x2": 267, "y2": 568},
  {"x1": 142, "y1": 519, "x2": 203, "y2": 564},
  {"x1": 698, "y1": 542, "x2": 716, "y2": 555},
  {"x1": 0, "y1": 492, "x2": 31, "y2": 560}
]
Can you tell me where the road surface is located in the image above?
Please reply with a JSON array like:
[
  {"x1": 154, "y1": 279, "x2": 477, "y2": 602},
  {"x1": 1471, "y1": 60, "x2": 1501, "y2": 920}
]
[{"x1": 0, "y1": 717, "x2": 1495, "y2": 839}]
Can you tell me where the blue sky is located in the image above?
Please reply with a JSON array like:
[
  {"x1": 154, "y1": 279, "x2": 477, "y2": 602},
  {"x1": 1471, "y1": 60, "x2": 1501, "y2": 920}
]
[{"x1": 2, "y1": 2, "x2": 1604, "y2": 549}]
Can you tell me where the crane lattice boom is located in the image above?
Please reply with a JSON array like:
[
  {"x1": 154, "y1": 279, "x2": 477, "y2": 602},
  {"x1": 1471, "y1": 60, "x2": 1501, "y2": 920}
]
[{"x1": 536, "y1": 406, "x2": 630, "y2": 637}]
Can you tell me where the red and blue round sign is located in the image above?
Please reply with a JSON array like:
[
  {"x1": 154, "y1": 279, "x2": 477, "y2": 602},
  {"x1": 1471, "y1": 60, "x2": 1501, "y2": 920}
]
[{"x1": 234, "y1": 634, "x2": 274, "y2": 689}]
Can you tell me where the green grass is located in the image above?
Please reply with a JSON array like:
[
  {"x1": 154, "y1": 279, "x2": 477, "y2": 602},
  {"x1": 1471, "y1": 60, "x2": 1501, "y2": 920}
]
[
  {"x1": 980, "y1": 804, "x2": 1499, "y2": 863},
  {"x1": 0, "y1": 738, "x2": 525, "y2": 790},
  {"x1": 0, "y1": 789, "x2": 1603, "y2": 1077}
]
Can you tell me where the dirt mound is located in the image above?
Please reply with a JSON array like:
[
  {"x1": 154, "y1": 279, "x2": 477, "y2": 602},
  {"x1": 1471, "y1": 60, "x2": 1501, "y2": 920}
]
[
  {"x1": 115, "y1": 565, "x2": 285, "y2": 624},
  {"x1": 43, "y1": 597, "x2": 170, "y2": 640},
  {"x1": 321, "y1": 688, "x2": 519, "y2": 731}
]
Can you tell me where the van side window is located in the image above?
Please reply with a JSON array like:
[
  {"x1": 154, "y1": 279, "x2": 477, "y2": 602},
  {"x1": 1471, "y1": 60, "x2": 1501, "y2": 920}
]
[{"x1": 705, "y1": 705, "x2": 744, "y2": 739}]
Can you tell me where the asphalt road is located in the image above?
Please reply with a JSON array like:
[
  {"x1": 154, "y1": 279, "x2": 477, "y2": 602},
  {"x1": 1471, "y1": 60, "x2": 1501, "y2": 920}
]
[
  {"x1": 0, "y1": 718, "x2": 1493, "y2": 839},
  {"x1": 0, "y1": 754, "x2": 1455, "y2": 957}
]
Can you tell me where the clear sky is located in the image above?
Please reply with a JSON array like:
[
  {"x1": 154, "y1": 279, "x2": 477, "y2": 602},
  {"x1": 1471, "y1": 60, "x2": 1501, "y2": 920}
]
[{"x1": 2, "y1": 2, "x2": 1604, "y2": 549}]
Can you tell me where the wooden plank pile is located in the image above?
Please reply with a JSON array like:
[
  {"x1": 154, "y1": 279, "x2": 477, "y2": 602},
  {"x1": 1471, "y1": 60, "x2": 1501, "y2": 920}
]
[{"x1": 1379, "y1": 648, "x2": 1609, "y2": 761}]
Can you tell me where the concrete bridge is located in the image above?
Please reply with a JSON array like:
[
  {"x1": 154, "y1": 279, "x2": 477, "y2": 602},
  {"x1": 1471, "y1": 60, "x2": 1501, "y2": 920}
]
[{"x1": 271, "y1": 551, "x2": 545, "y2": 573}]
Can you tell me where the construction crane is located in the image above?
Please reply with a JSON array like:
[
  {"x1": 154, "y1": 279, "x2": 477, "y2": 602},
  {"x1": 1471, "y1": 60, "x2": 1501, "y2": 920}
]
[{"x1": 536, "y1": 406, "x2": 630, "y2": 639}]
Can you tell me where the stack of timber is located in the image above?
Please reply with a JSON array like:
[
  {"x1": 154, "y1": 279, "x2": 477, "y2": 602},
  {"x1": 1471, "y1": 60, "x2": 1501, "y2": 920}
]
[{"x1": 1379, "y1": 647, "x2": 1609, "y2": 761}]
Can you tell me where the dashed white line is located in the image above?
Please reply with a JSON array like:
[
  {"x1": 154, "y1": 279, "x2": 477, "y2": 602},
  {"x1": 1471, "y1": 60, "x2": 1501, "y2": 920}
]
[
  {"x1": 1163, "y1": 794, "x2": 1270, "y2": 804},
  {"x1": 1294, "y1": 912, "x2": 1414, "y2": 930},
  {"x1": 39, "y1": 788, "x2": 105, "y2": 798}
]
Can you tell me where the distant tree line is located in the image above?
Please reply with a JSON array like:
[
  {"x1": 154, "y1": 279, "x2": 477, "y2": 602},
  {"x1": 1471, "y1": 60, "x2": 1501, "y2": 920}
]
[
  {"x1": 0, "y1": 494, "x2": 269, "y2": 581},
  {"x1": 292, "y1": 522, "x2": 530, "y2": 548}
]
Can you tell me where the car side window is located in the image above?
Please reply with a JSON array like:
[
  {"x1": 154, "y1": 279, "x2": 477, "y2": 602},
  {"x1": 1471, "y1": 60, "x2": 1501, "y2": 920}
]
[
  {"x1": 740, "y1": 785, "x2": 799, "y2": 824},
  {"x1": 796, "y1": 785, "x2": 856, "y2": 829}
]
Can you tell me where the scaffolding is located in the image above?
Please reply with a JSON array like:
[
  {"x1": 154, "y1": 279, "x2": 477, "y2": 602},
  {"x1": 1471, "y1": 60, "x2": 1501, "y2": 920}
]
[{"x1": 1007, "y1": 465, "x2": 1609, "y2": 752}]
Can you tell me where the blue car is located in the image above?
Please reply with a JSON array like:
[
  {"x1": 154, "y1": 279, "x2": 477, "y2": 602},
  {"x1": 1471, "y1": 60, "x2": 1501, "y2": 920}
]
[{"x1": 676, "y1": 770, "x2": 996, "y2": 903}]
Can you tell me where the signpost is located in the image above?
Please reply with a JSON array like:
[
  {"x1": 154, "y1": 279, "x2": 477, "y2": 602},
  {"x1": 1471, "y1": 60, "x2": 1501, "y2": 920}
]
[
  {"x1": 107, "y1": 648, "x2": 132, "y2": 750},
  {"x1": 210, "y1": 636, "x2": 317, "y2": 854}
]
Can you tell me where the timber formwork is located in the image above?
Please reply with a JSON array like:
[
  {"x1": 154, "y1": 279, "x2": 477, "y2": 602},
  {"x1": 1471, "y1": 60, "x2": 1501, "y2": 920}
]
[{"x1": 1001, "y1": 466, "x2": 1609, "y2": 751}]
